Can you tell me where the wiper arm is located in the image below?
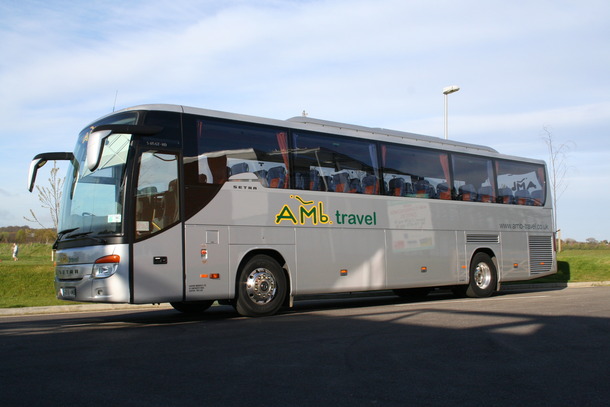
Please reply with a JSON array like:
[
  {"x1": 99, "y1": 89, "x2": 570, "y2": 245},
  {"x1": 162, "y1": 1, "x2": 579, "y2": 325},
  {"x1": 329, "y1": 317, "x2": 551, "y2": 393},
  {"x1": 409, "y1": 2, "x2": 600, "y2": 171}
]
[
  {"x1": 65, "y1": 231, "x2": 106, "y2": 244},
  {"x1": 58, "y1": 227, "x2": 79, "y2": 236},
  {"x1": 53, "y1": 227, "x2": 79, "y2": 250},
  {"x1": 66, "y1": 231, "x2": 92, "y2": 239}
]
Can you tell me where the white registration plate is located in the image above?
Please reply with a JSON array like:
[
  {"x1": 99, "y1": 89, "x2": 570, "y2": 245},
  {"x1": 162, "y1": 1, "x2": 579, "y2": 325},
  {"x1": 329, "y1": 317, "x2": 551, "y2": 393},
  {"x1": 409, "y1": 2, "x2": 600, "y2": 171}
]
[{"x1": 61, "y1": 287, "x2": 76, "y2": 298}]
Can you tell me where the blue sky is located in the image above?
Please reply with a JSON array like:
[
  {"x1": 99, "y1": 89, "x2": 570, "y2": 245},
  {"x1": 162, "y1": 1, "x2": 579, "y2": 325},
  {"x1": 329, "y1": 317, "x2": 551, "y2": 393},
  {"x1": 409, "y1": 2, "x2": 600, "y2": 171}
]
[{"x1": 1, "y1": 0, "x2": 609, "y2": 241}]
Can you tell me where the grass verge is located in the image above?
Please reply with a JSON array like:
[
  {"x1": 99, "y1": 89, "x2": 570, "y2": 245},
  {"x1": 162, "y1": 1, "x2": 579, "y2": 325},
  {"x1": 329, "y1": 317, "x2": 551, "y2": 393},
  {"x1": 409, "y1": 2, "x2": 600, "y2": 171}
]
[
  {"x1": 1, "y1": 244, "x2": 609, "y2": 308},
  {"x1": 532, "y1": 249, "x2": 610, "y2": 283},
  {"x1": 0, "y1": 243, "x2": 66, "y2": 308}
]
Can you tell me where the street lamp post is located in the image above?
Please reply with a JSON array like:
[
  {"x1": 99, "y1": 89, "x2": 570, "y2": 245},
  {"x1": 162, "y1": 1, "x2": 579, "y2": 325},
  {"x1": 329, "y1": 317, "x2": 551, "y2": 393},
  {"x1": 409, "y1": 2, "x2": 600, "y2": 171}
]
[{"x1": 443, "y1": 85, "x2": 460, "y2": 140}]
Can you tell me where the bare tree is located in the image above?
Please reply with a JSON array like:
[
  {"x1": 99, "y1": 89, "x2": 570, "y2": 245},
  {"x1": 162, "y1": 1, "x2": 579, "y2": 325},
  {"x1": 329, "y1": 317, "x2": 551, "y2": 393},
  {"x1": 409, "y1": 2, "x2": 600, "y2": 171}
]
[
  {"x1": 24, "y1": 160, "x2": 64, "y2": 230},
  {"x1": 541, "y1": 126, "x2": 573, "y2": 250}
]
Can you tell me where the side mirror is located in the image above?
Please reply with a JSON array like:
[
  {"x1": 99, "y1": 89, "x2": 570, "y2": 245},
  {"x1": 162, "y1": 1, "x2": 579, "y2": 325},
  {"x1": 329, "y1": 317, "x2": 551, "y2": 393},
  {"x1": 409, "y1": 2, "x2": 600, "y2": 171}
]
[
  {"x1": 85, "y1": 124, "x2": 163, "y2": 171},
  {"x1": 86, "y1": 129, "x2": 112, "y2": 172},
  {"x1": 27, "y1": 152, "x2": 74, "y2": 192},
  {"x1": 28, "y1": 158, "x2": 47, "y2": 193}
]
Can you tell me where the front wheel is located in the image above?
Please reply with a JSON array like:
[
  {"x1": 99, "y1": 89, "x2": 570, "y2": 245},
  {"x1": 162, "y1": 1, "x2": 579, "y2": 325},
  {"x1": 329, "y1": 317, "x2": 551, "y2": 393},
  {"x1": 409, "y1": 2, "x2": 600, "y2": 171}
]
[
  {"x1": 466, "y1": 252, "x2": 497, "y2": 298},
  {"x1": 234, "y1": 255, "x2": 286, "y2": 317}
]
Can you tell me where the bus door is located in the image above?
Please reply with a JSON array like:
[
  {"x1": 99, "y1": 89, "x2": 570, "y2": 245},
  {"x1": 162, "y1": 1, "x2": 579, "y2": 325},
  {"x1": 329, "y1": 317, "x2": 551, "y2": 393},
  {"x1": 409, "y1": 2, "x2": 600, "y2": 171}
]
[{"x1": 131, "y1": 151, "x2": 184, "y2": 303}]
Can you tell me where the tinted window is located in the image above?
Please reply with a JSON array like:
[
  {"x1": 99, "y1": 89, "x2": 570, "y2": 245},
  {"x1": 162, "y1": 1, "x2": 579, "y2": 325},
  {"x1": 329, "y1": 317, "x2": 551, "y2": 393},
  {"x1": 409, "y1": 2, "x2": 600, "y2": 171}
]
[
  {"x1": 292, "y1": 131, "x2": 380, "y2": 194},
  {"x1": 135, "y1": 152, "x2": 180, "y2": 240},
  {"x1": 189, "y1": 118, "x2": 289, "y2": 188},
  {"x1": 142, "y1": 110, "x2": 182, "y2": 147},
  {"x1": 452, "y1": 154, "x2": 495, "y2": 202},
  {"x1": 382, "y1": 144, "x2": 450, "y2": 199},
  {"x1": 496, "y1": 160, "x2": 546, "y2": 206}
]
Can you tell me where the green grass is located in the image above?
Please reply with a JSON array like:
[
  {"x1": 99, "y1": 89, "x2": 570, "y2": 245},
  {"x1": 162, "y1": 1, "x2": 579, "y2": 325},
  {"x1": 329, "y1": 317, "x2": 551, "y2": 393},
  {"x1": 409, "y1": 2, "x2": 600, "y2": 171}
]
[
  {"x1": 0, "y1": 243, "x2": 67, "y2": 308},
  {"x1": 1, "y1": 243, "x2": 609, "y2": 308},
  {"x1": 533, "y1": 249, "x2": 610, "y2": 283}
]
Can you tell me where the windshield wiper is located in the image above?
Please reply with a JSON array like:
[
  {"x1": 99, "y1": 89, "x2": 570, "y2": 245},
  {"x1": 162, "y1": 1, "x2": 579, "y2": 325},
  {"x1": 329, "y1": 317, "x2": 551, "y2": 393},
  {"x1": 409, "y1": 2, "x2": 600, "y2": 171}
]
[
  {"x1": 58, "y1": 227, "x2": 79, "y2": 236},
  {"x1": 53, "y1": 227, "x2": 79, "y2": 250},
  {"x1": 65, "y1": 230, "x2": 92, "y2": 238},
  {"x1": 65, "y1": 230, "x2": 107, "y2": 244}
]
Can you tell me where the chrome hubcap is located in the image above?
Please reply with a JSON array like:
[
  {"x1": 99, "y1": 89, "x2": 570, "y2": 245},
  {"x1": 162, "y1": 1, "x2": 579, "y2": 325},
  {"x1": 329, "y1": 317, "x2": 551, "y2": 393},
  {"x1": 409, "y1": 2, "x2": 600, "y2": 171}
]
[
  {"x1": 245, "y1": 268, "x2": 277, "y2": 304},
  {"x1": 473, "y1": 262, "x2": 492, "y2": 289}
]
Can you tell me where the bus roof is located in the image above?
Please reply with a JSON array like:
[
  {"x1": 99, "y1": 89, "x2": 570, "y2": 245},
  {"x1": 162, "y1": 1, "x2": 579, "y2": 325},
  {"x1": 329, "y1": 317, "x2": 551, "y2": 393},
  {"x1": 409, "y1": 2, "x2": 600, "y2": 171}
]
[
  {"x1": 115, "y1": 104, "x2": 501, "y2": 155},
  {"x1": 286, "y1": 116, "x2": 498, "y2": 154}
]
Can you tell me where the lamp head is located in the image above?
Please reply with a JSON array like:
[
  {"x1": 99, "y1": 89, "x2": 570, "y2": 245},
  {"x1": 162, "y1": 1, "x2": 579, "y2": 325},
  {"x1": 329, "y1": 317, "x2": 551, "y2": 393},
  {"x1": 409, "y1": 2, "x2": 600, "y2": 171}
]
[{"x1": 443, "y1": 86, "x2": 460, "y2": 95}]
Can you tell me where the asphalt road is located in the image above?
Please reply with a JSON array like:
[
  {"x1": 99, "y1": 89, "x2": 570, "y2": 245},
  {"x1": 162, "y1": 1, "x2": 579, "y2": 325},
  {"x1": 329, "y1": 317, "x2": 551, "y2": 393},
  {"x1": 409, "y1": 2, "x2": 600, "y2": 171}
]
[{"x1": 1, "y1": 287, "x2": 609, "y2": 407}]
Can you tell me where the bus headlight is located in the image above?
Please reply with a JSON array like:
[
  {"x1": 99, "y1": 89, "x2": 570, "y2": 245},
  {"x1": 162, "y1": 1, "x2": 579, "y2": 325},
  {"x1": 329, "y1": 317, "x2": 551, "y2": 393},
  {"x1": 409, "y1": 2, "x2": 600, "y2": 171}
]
[{"x1": 92, "y1": 255, "x2": 120, "y2": 279}]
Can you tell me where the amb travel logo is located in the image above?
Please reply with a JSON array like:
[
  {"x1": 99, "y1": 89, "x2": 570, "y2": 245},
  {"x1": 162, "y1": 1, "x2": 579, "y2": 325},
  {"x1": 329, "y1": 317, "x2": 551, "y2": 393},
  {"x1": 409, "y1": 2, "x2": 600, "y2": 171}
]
[{"x1": 274, "y1": 195, "x2": 377, "y2": 226}]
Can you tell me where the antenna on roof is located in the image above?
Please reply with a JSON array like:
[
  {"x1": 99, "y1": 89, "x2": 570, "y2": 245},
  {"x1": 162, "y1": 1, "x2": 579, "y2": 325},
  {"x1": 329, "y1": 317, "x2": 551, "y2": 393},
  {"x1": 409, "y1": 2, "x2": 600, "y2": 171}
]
[
  {"x1": 302, "y1": 110, "x2": 308, "y2": 117},
  {"x1": 112, "y1": 90, "x2": 119, "y2": 112}
]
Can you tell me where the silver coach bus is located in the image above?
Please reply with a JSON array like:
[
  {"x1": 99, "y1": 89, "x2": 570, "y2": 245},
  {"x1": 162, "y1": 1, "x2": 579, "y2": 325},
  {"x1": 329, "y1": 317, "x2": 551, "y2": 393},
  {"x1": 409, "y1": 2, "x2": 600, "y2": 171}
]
[{"x1": 28, "y1": 104, "x2": 556, "y2": 317}]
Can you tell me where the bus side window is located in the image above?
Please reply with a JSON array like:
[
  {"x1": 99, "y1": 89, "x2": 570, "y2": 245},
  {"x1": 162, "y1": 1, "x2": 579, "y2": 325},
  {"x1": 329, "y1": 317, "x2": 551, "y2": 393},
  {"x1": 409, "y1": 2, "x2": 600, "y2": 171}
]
[
  {"x1": 496, "y1": 160, "x2": 546, "y2": 206},
  {"x1": 135, "y1": 152, "x2": 180, "y2": 239},
  {"x1": 452, "y1": 154, "x2": 494, "y2": 203},
  {"x1": 381, "y1": 144, "x2": 450, "y2": 200},
  {"x1": 292, "y1": 131, "x2": 378, "y2": 195},
  {"x1": 188, "y1": 118, "x2": 290, "y2": 189}
]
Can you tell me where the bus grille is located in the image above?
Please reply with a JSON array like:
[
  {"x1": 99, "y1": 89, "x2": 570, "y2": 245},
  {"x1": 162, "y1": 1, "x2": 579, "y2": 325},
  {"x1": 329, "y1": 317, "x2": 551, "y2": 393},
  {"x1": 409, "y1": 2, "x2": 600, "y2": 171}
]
[
  {"x1": 466, "y1": 234, "x2": 499, "y2": 244},
  {"x1": 529, "y1": 235, "x2": 554, "y2": 274}
]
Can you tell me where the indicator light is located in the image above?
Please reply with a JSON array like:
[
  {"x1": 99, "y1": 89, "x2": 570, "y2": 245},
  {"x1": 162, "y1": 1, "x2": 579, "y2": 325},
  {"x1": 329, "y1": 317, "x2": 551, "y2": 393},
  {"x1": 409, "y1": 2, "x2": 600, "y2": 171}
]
[
  {"x1": 95, "y1": 254, "x2": 120, "y2": 263},
  {"x1": 92, "y1": 255, "x2": 120, "y2": 278}
]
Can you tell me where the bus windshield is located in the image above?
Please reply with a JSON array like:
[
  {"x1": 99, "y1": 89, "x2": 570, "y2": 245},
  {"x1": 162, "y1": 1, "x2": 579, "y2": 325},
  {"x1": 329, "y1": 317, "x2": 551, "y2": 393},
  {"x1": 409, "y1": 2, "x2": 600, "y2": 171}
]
[{"x1": 58, "y1": 113, "x2": 137, "y2": 238}]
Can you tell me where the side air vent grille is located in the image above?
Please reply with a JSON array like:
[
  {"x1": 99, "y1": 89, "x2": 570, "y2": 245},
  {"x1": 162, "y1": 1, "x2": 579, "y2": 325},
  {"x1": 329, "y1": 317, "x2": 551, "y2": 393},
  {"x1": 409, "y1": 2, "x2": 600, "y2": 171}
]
[
  {"x1": 466, "y1": 234, "x2": 500, "y2": 244},
  {"x1": 529, "y1": 235, "x2": 554, "y2": 274}
]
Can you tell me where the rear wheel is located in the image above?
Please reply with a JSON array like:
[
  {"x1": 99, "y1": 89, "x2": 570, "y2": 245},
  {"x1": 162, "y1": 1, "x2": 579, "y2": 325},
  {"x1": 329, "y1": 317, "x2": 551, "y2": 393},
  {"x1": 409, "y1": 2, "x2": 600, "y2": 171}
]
[
  {"x1": 234, "y1": 255, "x2": 286, "y2": 317},
  {"x1": 466, "y1": 252, "x2": 497, "y2": 298},
  {"x1": 170, "y1": 300, "x2": 214, "y2": 314}
]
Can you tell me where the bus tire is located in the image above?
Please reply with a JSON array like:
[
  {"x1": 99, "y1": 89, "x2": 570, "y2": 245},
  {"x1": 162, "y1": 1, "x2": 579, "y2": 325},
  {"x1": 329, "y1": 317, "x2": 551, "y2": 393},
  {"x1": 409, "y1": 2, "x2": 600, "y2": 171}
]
[
  {"x1": 466, "y1": 252, "x2": 497, "y2": 298},
  {"x1": 235, "y1": 255, "x2": 286, "y2": 317},
  {"x1": 170, "y1": 300, "x2": 214, "y2": 314}
]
